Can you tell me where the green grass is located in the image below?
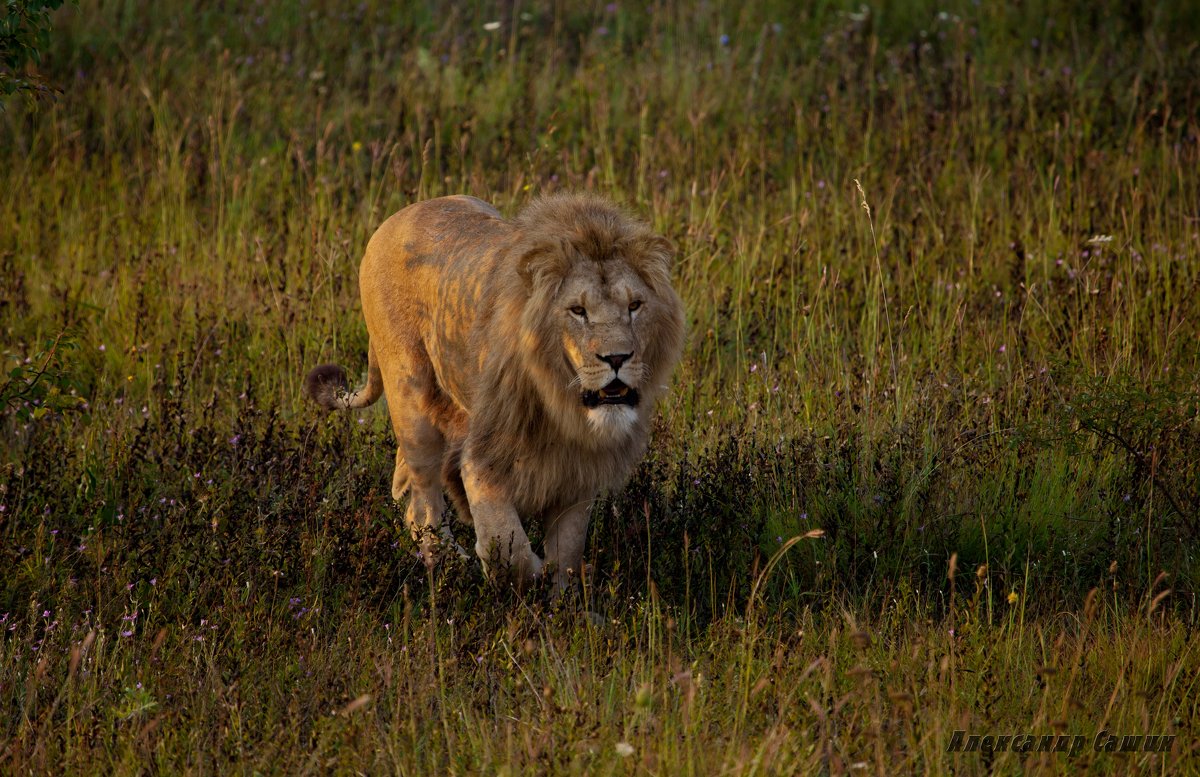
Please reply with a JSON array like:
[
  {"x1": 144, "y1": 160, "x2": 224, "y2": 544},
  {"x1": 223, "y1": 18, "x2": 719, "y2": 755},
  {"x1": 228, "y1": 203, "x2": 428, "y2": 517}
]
[{"x1": 2, "y1": 0, "x2": 1199, "y2": 773}]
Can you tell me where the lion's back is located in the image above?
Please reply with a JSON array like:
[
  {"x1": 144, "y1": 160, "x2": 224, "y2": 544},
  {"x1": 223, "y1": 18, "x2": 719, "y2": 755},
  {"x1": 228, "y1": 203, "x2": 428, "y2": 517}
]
[
  {"x1": 361, "y1": 195, "x2": 505, "y2": 282},
  {"x1": 358, "y1": 196, "x2": 512, "y2": 416}
]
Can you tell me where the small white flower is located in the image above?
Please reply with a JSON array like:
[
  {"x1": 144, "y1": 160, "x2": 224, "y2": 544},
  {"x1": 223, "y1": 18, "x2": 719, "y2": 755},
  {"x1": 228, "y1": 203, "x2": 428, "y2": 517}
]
[
  {"x1": 615, "y1": 742, "x2": 634, "y2": 757},
  {"x1": 483, "y1": 21, "x2": 501, "y2": 31}
]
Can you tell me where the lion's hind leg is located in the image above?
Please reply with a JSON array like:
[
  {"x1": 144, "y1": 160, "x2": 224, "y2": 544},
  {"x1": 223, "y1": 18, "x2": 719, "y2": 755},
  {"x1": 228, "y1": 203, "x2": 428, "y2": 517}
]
[
  {"x1": 391, "y1": 450, "x2": 410, "y2": 500},
  {"x1": 389, "y1": 409, "x2": 449, "y2": 565},
  {"x1": 441, "y1": 441, "x2": 474, "y2": 526},
  {"x1": 381, "y1": 354, "x2": 470, "y2": 564}
]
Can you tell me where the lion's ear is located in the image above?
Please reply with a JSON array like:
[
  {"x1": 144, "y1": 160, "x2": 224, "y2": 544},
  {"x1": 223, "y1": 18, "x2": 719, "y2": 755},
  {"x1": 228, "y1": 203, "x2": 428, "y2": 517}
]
[
  {"x1": 640, "y1": 234, "x2": 675, "y2": 270},
  {"x1": 627, "y1": 233, "x2": 676, "y2": 291},
  {"x1": 517, "y1": 238, "x2": 571, "y2": 289}
]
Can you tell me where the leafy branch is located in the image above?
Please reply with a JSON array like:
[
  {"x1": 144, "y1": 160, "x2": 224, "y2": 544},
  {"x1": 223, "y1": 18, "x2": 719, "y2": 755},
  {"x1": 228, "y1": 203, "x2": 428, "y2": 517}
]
[
  {"x1": 1, "y1": 0, "x2": 69, "y2": 105},
  {"x1": 1, "y1": 330, "x2": 85, "y2": 421}
]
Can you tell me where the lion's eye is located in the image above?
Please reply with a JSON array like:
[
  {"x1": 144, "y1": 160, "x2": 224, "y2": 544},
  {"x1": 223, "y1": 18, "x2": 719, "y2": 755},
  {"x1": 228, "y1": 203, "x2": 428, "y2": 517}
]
[
  {"x1": 569, "y1": 305, "x2": 587, "y2": 318},
  {"x1": 629, "y1": 300, "x2": 642, "y2": 312}
]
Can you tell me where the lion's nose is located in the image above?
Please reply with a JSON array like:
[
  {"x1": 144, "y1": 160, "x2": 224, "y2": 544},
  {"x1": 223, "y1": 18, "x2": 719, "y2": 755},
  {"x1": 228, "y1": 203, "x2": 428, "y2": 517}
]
[{"x1": 597, "y1": 352, "x2": 632, "y2": 372}]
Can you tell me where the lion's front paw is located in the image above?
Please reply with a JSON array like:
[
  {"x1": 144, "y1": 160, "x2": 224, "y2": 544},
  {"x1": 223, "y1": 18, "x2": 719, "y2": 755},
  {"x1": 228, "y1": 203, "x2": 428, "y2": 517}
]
[{"x1": 477, "y1": 541, "x2": 543, "y2": 592}]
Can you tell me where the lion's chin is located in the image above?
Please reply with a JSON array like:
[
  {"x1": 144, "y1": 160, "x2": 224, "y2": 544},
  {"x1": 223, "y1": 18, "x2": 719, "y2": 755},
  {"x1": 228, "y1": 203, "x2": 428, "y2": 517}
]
[{"x1": 585, "y1": 404, "x2": 639, "y2": 442}]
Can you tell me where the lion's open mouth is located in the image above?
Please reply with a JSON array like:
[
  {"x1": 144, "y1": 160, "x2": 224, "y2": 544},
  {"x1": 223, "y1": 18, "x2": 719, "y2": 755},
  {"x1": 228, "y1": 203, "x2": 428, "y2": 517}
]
[{"x1": 582, "y1": 379, "x2": 640, "y2": 408}]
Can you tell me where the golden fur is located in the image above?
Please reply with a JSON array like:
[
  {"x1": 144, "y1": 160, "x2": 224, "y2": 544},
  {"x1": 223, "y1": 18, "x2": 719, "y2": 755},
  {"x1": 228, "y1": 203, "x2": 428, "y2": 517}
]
[{"x1": 304, "y1": 193, "x2": 685, "y2": 589}]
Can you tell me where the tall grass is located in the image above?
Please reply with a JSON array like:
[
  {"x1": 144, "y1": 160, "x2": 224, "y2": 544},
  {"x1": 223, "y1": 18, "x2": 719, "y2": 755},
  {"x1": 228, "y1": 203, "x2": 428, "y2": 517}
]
[{"x1": 2, "y1": 0, "x2": 1198, "y2": 772}]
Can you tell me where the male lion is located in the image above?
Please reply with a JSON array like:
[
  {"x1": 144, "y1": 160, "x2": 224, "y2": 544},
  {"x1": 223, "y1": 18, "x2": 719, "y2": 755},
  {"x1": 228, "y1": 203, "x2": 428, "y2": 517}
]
[{"x1": 304, "y1": 193, "x2": 685, "y2": 590}]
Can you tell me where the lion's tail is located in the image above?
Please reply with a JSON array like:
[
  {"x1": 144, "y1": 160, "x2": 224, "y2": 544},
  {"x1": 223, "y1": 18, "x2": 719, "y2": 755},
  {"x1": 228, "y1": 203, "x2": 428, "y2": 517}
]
[{"x1": 303, "y1": 341, "x2": 384, "y2": 411}]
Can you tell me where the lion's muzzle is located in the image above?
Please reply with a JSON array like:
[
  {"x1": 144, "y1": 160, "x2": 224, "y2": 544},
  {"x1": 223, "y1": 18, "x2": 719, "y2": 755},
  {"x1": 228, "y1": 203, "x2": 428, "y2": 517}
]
[{"x1": 581, "y1": 378, "x2": 640, "y2": 408}]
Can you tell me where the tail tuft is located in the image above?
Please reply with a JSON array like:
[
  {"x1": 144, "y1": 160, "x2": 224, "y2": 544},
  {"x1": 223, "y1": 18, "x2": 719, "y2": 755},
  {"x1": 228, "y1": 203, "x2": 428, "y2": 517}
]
[{"x1": 304, "y1": 364, "x2": 350, "y2": 411}]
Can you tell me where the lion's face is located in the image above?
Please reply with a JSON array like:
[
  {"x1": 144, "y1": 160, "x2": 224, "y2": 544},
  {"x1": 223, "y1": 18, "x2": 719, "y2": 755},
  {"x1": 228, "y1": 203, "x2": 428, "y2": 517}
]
[
  {"x1": 555, "y1": 259, "x2": 658, "y2": 439},
  {"x1": 511, "y1": 195, "x2": 685, "y2": 449}
]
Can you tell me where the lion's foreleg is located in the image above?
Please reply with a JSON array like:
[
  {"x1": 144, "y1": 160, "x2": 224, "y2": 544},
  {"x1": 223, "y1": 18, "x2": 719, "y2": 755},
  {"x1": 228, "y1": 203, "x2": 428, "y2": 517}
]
[
  {"x1": 462, "y1": 458, "x2": 543, "y2": 590},
  {"x1": 543, "y1": 500, "x2": 593, "y2": 593}
]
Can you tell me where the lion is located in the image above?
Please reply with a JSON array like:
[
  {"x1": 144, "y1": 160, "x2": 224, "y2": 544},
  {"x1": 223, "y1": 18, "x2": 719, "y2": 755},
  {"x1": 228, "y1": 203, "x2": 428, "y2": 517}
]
[{"x1": 304, "y1": 193, "x2": 685, "y2": 590}]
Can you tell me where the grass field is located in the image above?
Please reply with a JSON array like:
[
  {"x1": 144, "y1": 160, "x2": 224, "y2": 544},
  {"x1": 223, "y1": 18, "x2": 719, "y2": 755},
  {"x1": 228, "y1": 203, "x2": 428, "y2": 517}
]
[{"x1": 2, "y1": 0, "x2": 1199, "y2": 773}]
